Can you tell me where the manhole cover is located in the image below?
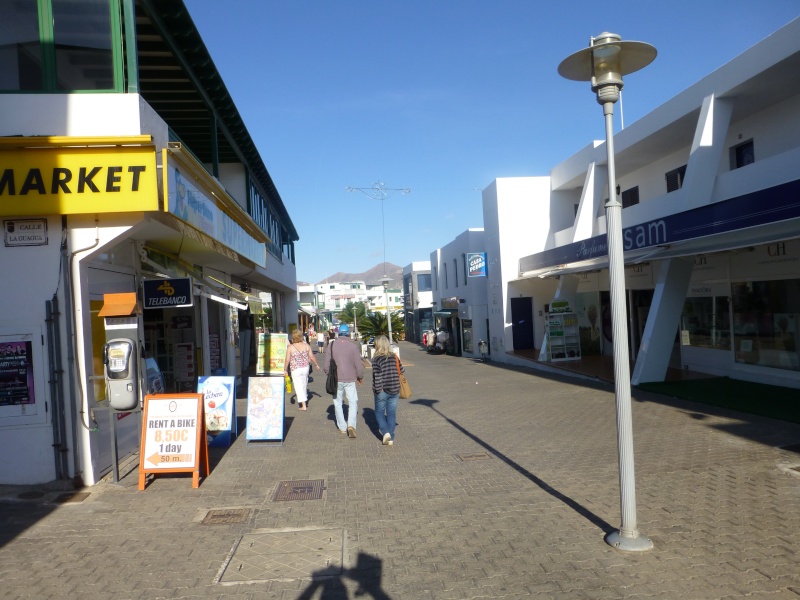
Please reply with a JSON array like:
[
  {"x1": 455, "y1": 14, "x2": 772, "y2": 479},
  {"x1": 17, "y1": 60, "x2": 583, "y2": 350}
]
[
  {"x1": 54, "y1": 492, "x2": 90, "y2": 503},
  {"x1": 455, "y1": 452, "x2": 490, "y2": 461},
  {"x1": 17, "y1": 491, "x2": 46, "y2": 500},
  {"x1": 203, "y1": 508, "x2": 252, "y2": 525},
  {"x1": 217, "y1": 528, "x2": 344, "y2": 583},
  {"x1": 780, "y1": 444, "x2": 800, "y2": 454},
  {"x1": 272, "y1": 479, "x2": 325, "y2": 502}
]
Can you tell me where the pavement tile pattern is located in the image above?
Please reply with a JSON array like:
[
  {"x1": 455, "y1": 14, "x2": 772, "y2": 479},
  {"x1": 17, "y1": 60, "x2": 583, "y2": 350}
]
[{"x1": 2, "y1": 341, "x2": 800, "y2": 599}]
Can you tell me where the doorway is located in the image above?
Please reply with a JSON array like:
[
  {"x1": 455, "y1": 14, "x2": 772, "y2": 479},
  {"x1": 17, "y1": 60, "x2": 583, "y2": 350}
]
[{"x1": 510, "y1": 297, "x2": 535, "y2": 350}]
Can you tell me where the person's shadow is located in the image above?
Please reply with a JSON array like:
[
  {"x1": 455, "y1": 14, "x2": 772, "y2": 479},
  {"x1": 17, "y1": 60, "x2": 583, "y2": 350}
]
[{"x1": 296, "y1": 551, "x2": 391, "y2": 599}]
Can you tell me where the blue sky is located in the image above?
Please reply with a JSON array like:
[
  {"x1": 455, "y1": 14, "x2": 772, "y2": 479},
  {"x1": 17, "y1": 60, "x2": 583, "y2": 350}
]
[{"x1": 185, "y1": 1, "x2": 800, "y2": 284}]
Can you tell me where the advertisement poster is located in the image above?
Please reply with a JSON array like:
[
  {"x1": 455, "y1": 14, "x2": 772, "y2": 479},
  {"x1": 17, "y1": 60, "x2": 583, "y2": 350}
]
[
  {"x1": 245, "y1": 376, "x2": 285, "y2": 442},
  {"x1": 140, "y1": 395, "x2": 201, "y2": 470},
  {"x1": 197, "y1": 376, "x2": 236, "y2": 447},
  {"x1": 0, "y1": 341, "x2": 34, "y2": 406},
  {"x1": 256, "y1": 333, "x2": 287, "y2": 376}
]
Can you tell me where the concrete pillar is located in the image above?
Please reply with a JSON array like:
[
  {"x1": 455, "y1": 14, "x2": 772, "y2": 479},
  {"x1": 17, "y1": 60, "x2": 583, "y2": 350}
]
[{"x1": 631, "y1": 258, "x2": 693, "y2": 384}]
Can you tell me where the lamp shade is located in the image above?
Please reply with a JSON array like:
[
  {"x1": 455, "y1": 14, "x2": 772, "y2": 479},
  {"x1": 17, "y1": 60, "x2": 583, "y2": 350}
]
[{"x1": 558, "y1": 33, "x2": 656, "y2": 83}]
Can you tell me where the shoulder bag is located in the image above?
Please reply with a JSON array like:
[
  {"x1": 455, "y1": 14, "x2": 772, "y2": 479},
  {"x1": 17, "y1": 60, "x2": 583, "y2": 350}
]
[
  {"x1": 325, "y1": 340, "x2": 338, "y2": 396},
  {"x1": 395, "y1": 355, "x2": 412, "y2": 399}
]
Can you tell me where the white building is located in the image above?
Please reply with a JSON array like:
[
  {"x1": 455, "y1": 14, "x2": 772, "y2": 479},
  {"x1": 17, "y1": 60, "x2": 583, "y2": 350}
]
[
  {"x1": 402, "y1": 261, "x2": 433, "y2": 343},
  {"x1": 484, "y1": 18, "x2": 800, "y2": 388},
  {"x1": 0, "y1": 2, "x2": 298, "y2": 485},
  {"x1": 430, "y1": 229, "x2": 489, "y2": 358}
]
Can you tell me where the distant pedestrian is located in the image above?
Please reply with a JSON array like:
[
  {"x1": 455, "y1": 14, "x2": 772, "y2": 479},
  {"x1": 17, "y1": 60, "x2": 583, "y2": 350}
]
[
  {"x1": 370, "y1": 335, "x2": 403, "y2": 446},
  {"x1": 323, "y1": 323, "x2": 364, "y2": 438},
  {"x1": 317, "y1": 330, "x2": 325, "y2": 354},
  {"x1": 285, "y1": 329, "x2": 320, "y2": 411}
]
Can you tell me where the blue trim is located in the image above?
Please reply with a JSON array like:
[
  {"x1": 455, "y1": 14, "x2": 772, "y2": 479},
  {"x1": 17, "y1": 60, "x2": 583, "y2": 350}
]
[{"x1": 519, "y1": 179, "x2": 800, "y2": 273}]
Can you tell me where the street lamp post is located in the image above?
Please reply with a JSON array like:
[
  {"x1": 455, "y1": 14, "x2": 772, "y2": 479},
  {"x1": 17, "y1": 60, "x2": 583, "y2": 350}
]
[{"x1": 558, "y1": 33, "x2": 657, "y2": 552}]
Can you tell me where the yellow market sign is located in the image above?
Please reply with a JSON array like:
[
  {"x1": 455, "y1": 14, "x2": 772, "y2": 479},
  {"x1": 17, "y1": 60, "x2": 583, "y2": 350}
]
[{"x1": 0, "y1": 141, "x2": 158, "y2": 216}]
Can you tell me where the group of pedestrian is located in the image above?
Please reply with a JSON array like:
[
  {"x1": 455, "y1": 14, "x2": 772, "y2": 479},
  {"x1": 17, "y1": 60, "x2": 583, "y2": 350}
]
[{"x1": 284, "y1": 322, "x2": 404, "y2": 446}]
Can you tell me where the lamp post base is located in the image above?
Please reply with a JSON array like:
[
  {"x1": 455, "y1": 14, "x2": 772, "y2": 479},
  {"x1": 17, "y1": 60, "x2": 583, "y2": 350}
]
[{"x1": 604, "y1": 530, "x2": 654, "y2": 552}]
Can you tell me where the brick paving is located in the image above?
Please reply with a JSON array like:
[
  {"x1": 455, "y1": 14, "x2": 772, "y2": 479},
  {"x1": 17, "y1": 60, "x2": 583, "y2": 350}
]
[{"x1": 2, "y1": 341, "x2": 800, "y2": 599}]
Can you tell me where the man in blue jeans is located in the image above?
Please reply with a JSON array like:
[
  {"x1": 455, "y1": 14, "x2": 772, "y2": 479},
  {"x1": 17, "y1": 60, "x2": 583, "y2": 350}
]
[{"x1": 323, "y1": 323, "x2": 364, "y2": 438}]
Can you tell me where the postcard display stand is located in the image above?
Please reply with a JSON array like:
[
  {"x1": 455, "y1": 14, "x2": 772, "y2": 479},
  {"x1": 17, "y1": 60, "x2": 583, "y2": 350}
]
[
  {"x1": 246, "y1": 333, "x2": 288, "y2": 446},
  {"x1": 546, "y1": 312, "x2": 581, "y2": 362}
]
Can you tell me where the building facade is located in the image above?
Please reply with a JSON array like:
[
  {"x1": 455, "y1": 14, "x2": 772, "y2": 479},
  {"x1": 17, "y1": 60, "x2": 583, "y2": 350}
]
[
  {"x1": 0, "y1": 0, "x2": 299, "y2": 484},
  {"x1": 430, "y1": 229, "x2": 489, "y2": 358},
  {"x1": 484, "y1": 18, "x2": 800, "y2": 388},
  {"x1": 402, "y1": 261, "x2": 433, "y2": 343}
]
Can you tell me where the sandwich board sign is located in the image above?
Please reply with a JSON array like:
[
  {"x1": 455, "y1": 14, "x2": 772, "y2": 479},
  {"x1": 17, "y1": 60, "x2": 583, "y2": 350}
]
[{"x1": 138, "y1": 393, "x2": 208, "y2": 489}]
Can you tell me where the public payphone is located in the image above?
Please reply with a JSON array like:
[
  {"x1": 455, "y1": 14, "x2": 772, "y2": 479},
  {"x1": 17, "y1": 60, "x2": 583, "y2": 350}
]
[{"x1": 103, "y1": 338, "x2": 139, "y2": 410}]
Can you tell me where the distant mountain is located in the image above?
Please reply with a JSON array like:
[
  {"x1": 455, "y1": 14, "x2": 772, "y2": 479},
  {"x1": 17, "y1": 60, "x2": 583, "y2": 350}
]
[{"x1": 299, "y1": 263, "x2": 403, "y2": 287}]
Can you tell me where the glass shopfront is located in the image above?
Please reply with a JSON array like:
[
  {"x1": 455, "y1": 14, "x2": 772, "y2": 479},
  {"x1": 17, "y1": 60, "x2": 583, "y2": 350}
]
[{"x1": 732, "y1": 279, "x2": 800, "y2": 371}]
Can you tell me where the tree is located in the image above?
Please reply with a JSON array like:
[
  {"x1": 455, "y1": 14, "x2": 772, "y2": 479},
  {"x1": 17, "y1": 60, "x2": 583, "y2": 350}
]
[
  {"x1": 335, "y1": 302, "x2": 369, "y2": 329},
  {"x1": 356, "y1": 311, "x2": 405, "y2": 342}
]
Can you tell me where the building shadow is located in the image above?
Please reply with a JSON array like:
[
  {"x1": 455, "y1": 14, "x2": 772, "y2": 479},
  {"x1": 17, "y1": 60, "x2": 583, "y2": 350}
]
[
  {"x1": 296, "y1": 551, "x2": 391, "y2": 600},
  {"x1": 410, "y1": 398, "x2": 615, "y2": 535}
]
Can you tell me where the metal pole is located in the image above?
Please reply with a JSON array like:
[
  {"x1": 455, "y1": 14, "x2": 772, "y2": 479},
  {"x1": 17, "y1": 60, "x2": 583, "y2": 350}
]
[{"x1": 602, "y1": 100, "x2": 652, "y2": 551}]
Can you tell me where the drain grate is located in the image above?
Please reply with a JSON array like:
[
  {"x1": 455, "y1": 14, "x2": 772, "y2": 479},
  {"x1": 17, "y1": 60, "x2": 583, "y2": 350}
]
[
  {"x1": 203, "y1": 508, "x2": 252, "y2": 525},
  {"x1": 780, "y1": 444, "x2": 800, "y2": 454},
  {"x1": 455, "y1": 452, "x2": 491, "y2": 462},
  {"x1": 217, "y1": 528, "x2": 344, "y2": 583},
  {"x1": 272, "y1": 479, "x2": 325, "y2": 502},
  {"x1": 54, "y1": 492, "x2": 90, "y2": 503}
]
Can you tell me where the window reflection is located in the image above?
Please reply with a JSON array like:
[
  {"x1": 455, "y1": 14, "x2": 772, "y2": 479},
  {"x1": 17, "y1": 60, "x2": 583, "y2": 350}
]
[
  {"x1": 681, "y1": 296, "x2": 731, "y2": 350},
  {"x1": 53, "y1": 0, "x2": 114, "y2": 90},
  {"x1": 732, "y1": 280, "x2": 800, "y2": 370},
  {"x1": 0, "y1": 2, "x2": 43, "y2": 90}
]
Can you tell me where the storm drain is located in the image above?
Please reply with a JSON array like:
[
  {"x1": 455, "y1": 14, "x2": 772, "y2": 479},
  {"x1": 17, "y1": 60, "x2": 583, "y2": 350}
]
[
  {"x1": 203, "y1": 508, "x2": 251, "y2": 525},
  {"x1": 17, "y1": 491, "x2": 45, "y2": 500},
  {"x1": 272, "y1": 479, "x2": 325, "y2": 502},
  {"x1": 216, "y1": 528, "x2": 344, "y2": 584},
  {"x1": 455, "y1": 452, "x2": 491, "y2": 462},
  {"x1": 54, "y1": 492, "x2": 90, "y2": 503}
]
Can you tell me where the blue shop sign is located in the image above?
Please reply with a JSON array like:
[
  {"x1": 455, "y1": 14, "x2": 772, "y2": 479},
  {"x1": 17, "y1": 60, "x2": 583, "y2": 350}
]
[
  {"x1": 520, "y1": 178, "x2": 800, "y2": 273},
  {"x1": 467, "y1": 252, "x2": 487, "y2": 277},
  {"x1": 143, "y1": 277, "x2": 194, "y2": 309}
]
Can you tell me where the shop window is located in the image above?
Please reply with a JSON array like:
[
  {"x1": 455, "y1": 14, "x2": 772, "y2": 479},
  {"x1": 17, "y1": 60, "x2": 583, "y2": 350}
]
[
  {"x1": 0, "y1": 2, "x2": 43, "y2": 90},
  {"x1": 417, "y1": 273, "x2": 432, "y2": 292},
  {"x1": 0, "y1": 0, "x2": 121, "y2": 92},
  {"x1": 681, "y1": 296, "x2": 731, "y2": 350},
  {"x1": 730, "y1": 140, "x2": 755, "y2": 170},
  {"x1": 621, "y1": 186, "x2": 639, "y2": 209},
  {"x1": 732, "y1": 279, "x2": 800, "y2": 370},
  {"x1": 665, "y1": 165, "x2": 687, "y2": 193}
]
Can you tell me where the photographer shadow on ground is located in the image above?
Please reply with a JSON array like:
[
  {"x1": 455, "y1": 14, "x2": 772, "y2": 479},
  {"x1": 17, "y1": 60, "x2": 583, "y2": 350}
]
[{"x1": 296, "y1": 551, "x2": 391, "y2": 600}]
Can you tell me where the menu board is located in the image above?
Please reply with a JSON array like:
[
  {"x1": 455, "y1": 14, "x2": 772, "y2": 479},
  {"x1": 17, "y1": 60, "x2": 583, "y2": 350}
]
[
  {"x1": 256, "y1": 333, "x2": 288, "y2": 376},
  {"x1": 0, "y1": 341, "x2": 34, "y2": 406},
  {"x1": 245, "y1": 377, "x2": 285, "y2": 442},
  {"x1": 197, "y1": 375, "x2": 236, "y2": 447}
]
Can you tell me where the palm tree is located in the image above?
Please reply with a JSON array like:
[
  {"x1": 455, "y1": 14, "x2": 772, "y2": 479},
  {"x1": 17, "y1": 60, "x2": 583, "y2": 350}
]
[
  {"x1": 335, "y1": 302, "x2": 369, "y2": 335},
  {"x1": 356, "y1": 311, "x2": 405, "y2": 342}
]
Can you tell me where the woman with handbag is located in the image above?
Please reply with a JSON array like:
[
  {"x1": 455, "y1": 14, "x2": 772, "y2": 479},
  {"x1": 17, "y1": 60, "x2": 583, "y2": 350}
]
[
  {"x1": 285, "y1": 329, "x2": 320, "y2": 411},
  {"x1": 370, "y1": 335, "x2": 404, "y2": 446}
]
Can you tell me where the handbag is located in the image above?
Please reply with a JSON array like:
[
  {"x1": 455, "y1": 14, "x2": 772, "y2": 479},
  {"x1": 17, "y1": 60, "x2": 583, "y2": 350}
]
[
  {"x1": 325, "y1": 341, "x2": 338, "y2": 396},
  {"x1": 284, "y1": 374, "x2": 293, "y2": 394},
  {"x1": 395, "y1": 355, "x2": 412, "y2": 399}
]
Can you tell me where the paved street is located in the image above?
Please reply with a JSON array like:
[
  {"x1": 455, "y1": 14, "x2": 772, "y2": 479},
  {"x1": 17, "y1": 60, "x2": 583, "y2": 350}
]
[{"x1": 2, "y1": 341, "x2": 800, "y2": 599}]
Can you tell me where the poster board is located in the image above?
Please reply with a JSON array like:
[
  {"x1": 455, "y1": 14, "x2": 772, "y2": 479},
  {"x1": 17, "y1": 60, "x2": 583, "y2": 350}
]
[
  {"x1": 256, "y1": 333, "x2": 288, "y2": 376},
  {"x1": 245, "y1": 376, "x2": 285, "y2": 443},
  {"x1": 138, "y1": 393, "x2": 209, "y2": 489},
  {"x1": 197, "y1": 375, "x2": 236, "y2": 447}
]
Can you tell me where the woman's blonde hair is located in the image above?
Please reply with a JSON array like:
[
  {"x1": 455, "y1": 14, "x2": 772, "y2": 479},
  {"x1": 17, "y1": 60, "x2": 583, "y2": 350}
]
[
  {"x1": 373, "y1": 335, "x2": 392, "y2": 357},
  {"x1": 291, "y1": 329, "x2": 304, "y2": 343}
]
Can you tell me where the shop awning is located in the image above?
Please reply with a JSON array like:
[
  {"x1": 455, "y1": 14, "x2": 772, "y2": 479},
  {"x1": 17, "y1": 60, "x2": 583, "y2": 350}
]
[{"x1": 98, "y1": 293, "x2": 141, "y2": 317}]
